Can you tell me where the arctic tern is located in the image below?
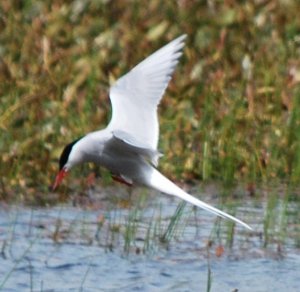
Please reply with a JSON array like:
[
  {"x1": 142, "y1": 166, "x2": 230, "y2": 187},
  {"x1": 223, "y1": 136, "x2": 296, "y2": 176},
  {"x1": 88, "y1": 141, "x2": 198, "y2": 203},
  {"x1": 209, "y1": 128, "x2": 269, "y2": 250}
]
[{"x1": 53, "y1": 35, "x2": 251, "y2": 230}]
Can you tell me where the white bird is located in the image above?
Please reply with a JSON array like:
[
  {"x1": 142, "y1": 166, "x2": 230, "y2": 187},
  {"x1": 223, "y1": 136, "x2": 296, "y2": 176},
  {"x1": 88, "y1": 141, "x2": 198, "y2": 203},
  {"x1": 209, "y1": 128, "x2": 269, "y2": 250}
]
[{"x1": 53, "y1": 35, "x2": 252, "y2": 230}]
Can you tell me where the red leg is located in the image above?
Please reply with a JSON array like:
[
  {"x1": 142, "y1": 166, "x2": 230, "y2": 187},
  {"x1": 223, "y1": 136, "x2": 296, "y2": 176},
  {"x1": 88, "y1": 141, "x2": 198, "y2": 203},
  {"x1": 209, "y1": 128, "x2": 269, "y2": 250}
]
[{"x1": 111, "y1": 174, "x2": 133, "y2": 187}]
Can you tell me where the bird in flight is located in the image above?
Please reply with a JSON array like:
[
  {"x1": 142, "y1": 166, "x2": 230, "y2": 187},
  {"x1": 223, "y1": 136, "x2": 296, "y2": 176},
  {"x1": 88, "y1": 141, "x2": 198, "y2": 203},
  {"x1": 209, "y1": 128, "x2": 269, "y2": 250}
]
[{"x1": 53, "y1": 35, "x2": 252, "y2": 230}]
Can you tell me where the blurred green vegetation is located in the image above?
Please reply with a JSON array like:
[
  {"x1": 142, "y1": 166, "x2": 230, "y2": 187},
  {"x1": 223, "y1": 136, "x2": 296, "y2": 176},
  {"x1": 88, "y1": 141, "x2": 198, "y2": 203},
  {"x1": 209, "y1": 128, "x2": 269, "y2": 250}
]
[{"x1": 1, "y1": 0, "x2": 300, "y2": 201}]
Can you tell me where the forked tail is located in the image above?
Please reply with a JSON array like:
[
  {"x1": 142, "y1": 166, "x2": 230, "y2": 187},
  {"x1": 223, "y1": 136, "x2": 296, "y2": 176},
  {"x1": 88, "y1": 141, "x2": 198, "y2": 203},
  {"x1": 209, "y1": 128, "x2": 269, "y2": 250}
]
[{"x1": 148, "y1": 168, "x2": 252, "y2": 230}]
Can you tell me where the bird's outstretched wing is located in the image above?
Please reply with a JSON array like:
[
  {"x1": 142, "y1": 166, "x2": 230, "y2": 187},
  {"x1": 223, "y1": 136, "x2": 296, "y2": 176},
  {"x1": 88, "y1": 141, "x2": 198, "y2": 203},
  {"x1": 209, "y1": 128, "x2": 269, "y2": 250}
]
[{"x1": 107, "y1": 35, "x2": 186, "y2": 150}]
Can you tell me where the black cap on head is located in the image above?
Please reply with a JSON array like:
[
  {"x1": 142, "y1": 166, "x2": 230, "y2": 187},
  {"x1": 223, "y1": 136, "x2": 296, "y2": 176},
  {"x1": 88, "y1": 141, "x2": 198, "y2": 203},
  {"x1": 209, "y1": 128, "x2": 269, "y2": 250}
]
[{"x1": 59, "y1": 138, "x2": 81, "y2": 170}]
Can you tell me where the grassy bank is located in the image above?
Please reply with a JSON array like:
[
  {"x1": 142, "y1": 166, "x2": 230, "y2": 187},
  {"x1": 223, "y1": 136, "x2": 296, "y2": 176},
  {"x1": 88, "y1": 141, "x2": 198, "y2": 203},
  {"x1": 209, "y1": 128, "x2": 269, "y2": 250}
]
[{"x1": 1, "y1": 0, "x2": 300, "y2": 201}]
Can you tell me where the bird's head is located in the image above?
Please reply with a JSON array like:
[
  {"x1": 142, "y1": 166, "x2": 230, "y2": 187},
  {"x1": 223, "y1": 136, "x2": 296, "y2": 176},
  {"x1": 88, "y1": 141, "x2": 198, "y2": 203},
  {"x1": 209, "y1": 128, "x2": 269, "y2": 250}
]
[{"x1": 52, "y1": 138, "x2": 81, "y2": 190}]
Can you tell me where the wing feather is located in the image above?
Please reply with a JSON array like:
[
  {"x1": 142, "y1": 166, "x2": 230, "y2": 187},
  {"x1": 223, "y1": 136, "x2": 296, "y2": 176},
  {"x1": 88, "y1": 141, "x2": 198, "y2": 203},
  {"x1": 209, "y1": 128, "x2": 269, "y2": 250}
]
[
  {"x1": 107, "y1": 35, "x2": 186, "y2": 150},
  {"x1": 109, "y1": 130, "x2": 162, "y2": 166}
]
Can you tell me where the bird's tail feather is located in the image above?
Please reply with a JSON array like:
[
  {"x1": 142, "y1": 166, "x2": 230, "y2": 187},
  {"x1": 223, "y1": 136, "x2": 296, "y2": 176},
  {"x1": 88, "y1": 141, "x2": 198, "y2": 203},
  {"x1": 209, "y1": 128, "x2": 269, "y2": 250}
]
[{"x1": 148, "y1": 168, "x2": 252, "y2": 230}]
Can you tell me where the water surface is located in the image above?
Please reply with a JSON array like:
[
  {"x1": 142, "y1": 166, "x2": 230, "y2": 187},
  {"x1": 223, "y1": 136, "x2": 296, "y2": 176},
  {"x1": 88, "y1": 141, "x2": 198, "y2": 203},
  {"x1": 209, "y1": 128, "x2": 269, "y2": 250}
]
[{"x1": 0, "y1": 186, "x2": 299, "y2": 291}]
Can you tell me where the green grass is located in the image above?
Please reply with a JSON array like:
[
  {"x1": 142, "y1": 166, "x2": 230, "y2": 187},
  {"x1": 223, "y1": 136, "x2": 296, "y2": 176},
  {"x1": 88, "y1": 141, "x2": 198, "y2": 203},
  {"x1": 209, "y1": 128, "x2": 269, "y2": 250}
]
[
  {"x1": 206, "y1": 249, "x2": 213, "y2": 292},
  {"x1": 0, "y1": 238, "x2": 37, "y2": 290},
  {"x1": 1, "y1": 1, "x2": 300, "y2": 202}
]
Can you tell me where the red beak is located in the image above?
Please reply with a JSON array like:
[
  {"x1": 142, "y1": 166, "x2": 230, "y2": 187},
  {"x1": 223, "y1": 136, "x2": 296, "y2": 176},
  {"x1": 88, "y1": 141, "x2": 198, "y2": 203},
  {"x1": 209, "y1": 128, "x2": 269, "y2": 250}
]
[{"x1": 52, "y1": 169, "x2": 68, "y2": 191}]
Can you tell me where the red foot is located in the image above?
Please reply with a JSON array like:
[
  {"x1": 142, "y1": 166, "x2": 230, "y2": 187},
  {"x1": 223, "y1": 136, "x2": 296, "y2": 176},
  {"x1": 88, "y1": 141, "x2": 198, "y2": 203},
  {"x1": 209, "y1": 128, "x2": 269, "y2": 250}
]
[{"x1": 111, "y1": 175, "x2": 133, "y2": 187}]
